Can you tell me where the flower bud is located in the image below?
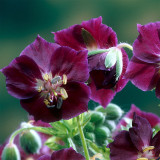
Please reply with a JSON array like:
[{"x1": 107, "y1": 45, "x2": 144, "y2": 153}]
[
  {"x1": 90, "y1": 111, "x2": 105, "y2": 125},
  {"x1": 106, "y1": 103, "x2": 124, "y2": 120},
  {"x1": 84, "y1": 122, "x2": 95, "y2": 132},
  {"x1": 94, "y1": 126, "x2": 110, "y2": 145},
  {"x1": 2, "y1": 143, "x2": 20, "y2": 160},
  {"x1": 104, "y1": 120, "x2": 116, "y2": 131},
  {"x1": 84, "y1": 132, "x2": 95, "y2": 142},
  {"x1": 19, "y1": 122, "x2": 42, "y2": 154}
]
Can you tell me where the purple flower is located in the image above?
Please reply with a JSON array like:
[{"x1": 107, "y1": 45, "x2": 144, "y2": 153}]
[
  {"x1": 1, "y1": 36, "x2": 90, "y2": 122},
  {"x1": 109, "y1": 114, "x2": 160, "y2": 160},
  {"x1": 37, "y1": 148, "x2": 85, "y2": 160},
  {"x1": 125, "y1": 22, "x2": 160, "y2": 98},
  {"x1": 53, "y1": 17, "x2": 129, "y2": 107},
  {"x1": 113, "y1": 104, "x2": 160, "y2": 137}
]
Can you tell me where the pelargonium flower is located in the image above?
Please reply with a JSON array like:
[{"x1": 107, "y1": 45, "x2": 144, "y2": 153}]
[
  {"x1": 109, "y1": 114, "x2": 160, "y2": 160},
  {"x1": 53, "y1": 17, "x2": 129, "y2": 107},
  {"x1": 1, "y1": 36, "x2": 90, "y2": 122},
  {"x1": 113, "y1": 104, "x2": 160, "y2": 137},
  {"x1": 125, "y1": 22, "x2": 160, "y2": 98},
  {"x1": 37, "y1": 148, "x2": 85, "y2": 160}
]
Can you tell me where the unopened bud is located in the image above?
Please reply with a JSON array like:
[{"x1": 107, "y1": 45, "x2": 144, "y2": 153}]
[
  {"x1": 19, "y1": 122, "x2": 41, "y2": 154},
  {"x1": 106, "y1": 103, "x2": 124, "y2": 120},
  {"x1": 84, "y1": 122, "x2": 95, "y2": 132},
  {"x1": 104, "y1": 120, "x2": 116, "y2": 131},
  {"x1": 90, "y1": 111, "x2": 105, "y2": 125},
  {"x1": 84, "y1": 132, "x2": 95, "y2": 142},
  {"x1": 2, "y1": 143, "x2": 20, "y2": 160}
]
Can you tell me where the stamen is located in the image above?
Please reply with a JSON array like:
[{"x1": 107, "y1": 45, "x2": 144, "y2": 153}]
[
  {"x1": 43, "y1": 73, "x2": 49, "y2": 81},
  {"x1": 51, "y1": 76, "x2": 61, "y2": 84},
  {"x1": 37, "y1": 86, "x2": 43, "y2": 92},
  {"x1": 44, "y1": 99, "x2": 50, "y2": 106},
  {"x1": 63, "y1": 74, "x2": 67, "y2": 85},
  {"x1": 60, "y1": 88, "x2": 68, "y2": 100},
  {"x1": 143, "y1": 146, "x2": 155, "y2": 153},
  {"x1": 56, "y1": 97, "x2": 63, "y2": 109},
  {"x1": 137, "y1": 158, "x2": 148, "y2": 160}
]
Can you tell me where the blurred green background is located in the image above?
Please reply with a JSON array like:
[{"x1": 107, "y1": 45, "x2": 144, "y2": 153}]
[{"x1": 1, "y1": 0, "x2": 160, "y2": 143}]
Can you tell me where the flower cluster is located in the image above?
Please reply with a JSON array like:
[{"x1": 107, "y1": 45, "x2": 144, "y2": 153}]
[{"x1": 1, "y1": 17, "x2": 160, "y2": 160}]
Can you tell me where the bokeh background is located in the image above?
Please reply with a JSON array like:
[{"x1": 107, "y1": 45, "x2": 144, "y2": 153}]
[{"x1": 1, "y1": 0, "x2": 160, "y2": 143}]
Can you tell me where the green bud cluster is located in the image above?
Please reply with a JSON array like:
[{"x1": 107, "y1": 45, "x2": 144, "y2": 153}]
[{"x1": 83, "y1": 103, "x2": 124, "y2": 146}]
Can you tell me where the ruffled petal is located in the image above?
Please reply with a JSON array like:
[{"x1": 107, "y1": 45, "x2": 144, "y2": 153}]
[
  {"x1": 129, "y1": 114, "x2": 153, "y2": 151},
  {"x1": 51, "y1": 148, "x2": 85, "y2": 160},
  {"x1": 20, "y1": 95, "x2": 63, "y2": 122},
  {"x1": 133, "y1": 23, "x2": 160, "y2": 63},
  {"x1": 50, "y1": 46, "x2": 89, "y2": 82},
  {"x1": 109, "y1": 131, "x2": 138, "y2": 160},
  {"x1": 20, "y1": 35, "x2": 60, "y2": 72},
  {"x1": 62, "y1": 82, "x2": 90, "y2": 119},
  {"x1": 54, "y1": 17, "x2": 117, "y2": 51},
  {"x1": 89, "y1": 81, "x2": 116, "y2": 108},
  {"x1": 125, "y1": 56, "x2": 159, "y2": 91},
  {"x1": 1, "y1": 55, "x2": 42, "y2": 99}
]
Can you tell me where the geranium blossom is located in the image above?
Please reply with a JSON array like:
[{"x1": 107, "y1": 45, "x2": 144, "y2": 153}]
[
  {"x1": 1, "y1": 36, "x2": 90, "y2": 122},
  {"x1": 125, "y1": 22, "x2": 160, "y2": 98},
  {"x1": 109, "y1": 114, "x2": 160, "y2": 160},
  {"x1": 53, "y1": 17, "x2": 129, "y2": 107}
]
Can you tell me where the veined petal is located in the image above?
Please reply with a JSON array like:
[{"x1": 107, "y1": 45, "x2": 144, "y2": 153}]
[
  {"x1": 20, "y1": 35, "x2": 60, "y2": 72},
  {"x1": 62, "y1": 82, "x2": 90, "y2": 119},
  {"x1": 125, "y1": 56, "x2": 159, "y2": 91},
  {"x1": 1, "y1": 55, "x2": 42, "y2": 99},
  {"x1": 50, "y1": 46, "x2": 89, "y2": 82},
  {"x1": 133, "y1": 23, "x2": 160, "y2": 63},
  {"x1": 109, "y1": 131, "x2": 138, "y2": 160},
  {"x1": 129, "y1": 114, "x2": 153, "y2": 152}
]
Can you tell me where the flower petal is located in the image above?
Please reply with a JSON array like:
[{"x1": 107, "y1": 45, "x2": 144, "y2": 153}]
[
  {"x1": 54, "y1": 17, "x2": 117, "y2": 51},
  {"x1": 89, "y1": 81, "x2": 116, "y2": 108},
  {"x1": 51, "y1": 148, "x2": 85, "y2": 160},
  {"x1": 37, "y1": 155, "x2": 51, "y2": 160},
  {"x1": 62, "y1": 82, "x2": 90, "y2": 119},
  {"x1": 50, "y1": 46, "x2": 89, "y2": 82},
  {"x1": 133, "y1": 23, "x2": 160, "y2": 63},
  {"x1": 20, "y1": 95, "x2": 63, "y2": 122},
  {"x1": 125, "y1": 56, "x2": 159, "y2": 91},
  {"x1": 129, "y1": 114, "x2": 153, "y2": 151},
  {"x1": 151, "y1": 131, "x2": 160, "y2": 157},
  {"x1": 1, "y1": 55, "x2": 42, "y2": 99},
  {"x1": 20, "y1": 35, "x2": 60, "y2": 72},
  {"x1": 109, "y1": 130, "x2": 138, "y2": 160}
]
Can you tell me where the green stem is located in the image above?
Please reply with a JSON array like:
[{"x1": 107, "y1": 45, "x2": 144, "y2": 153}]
[
  {"x1": 9, "y1": 127, "x2": 53, "y2": 144},
  {"x1": 88, "y1": 49, "x2": 109, "y2": 56},
  {"x1": 76, "y1": 115, "x2": 90, "y2": 160},
  {"x1": 117, "y1": 43, "x2": 133, "y2": 51},
  {"x1": 68, "y1": 137, "x2": 77, "y2": 151}
]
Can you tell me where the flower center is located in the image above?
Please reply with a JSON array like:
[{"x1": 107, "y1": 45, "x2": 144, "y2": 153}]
[
  {"x1": 36, "y1": 73, "x2": 68, "y2": 109},
  {"x1": 137, "y1": 146, "x2": 155, "y2": 160}
]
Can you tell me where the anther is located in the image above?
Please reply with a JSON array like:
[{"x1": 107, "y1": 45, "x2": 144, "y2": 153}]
[
  {"x1": 60, "y1": 88, "x2": 68, "y2": 100},
  {"x1": 51, "y1": 76, "x2": 61, "y2": 84},
  {"x1": 43, "y1": 74, "x2": 49, "y2": 81},
  {"x1": 137, "y1": 158, "x2": 148, "y2": 160},
  {"x1": 143, "y1": 146, "x2": 155, "y2": 153},
  {"x1": 44, "y1": 99, "x2": 50, "y2": 106},
  {"x1": 56, "y1": 97, "x2": 63, "y2": 109},
  {"x1": 63, "y1": 74, "x2": 67, "y2": 85}
]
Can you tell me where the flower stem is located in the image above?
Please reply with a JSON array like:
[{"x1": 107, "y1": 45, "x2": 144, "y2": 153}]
[
  {"x1": 88, "y1": 49, "x2": 109, "y2": 56},
  {"x1": 76, "y1": 115, "x2": 90, "y2": 160},
  {"x1": 9, "y1": 127, "x2": 53, "y2": 144},
  {"x1": 117, "y1": 43, "x2": 133, "y2": 51}
]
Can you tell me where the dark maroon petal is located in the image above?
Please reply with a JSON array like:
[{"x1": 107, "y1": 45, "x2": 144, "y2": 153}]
[
  {"x1": 89, "y1": 81, "x2": 116, "y2": 108},
  {"x1": 20, "y1": 35, "x2": 60, "y2": 73},
  {"x1": 133, "y1": 23, "x2": 160, "y2": 63},
  {"x1": 54, "y1": 24, "x2": 86, "y2": 51},
  {"x1": 129, "y1": 114, "x2": 153, "y2": 152},
  {"x1": 51, "y1": 148, "x2": 85, "y2": 160},
  {"x1": 62, "y1": 82, "x2": 90, "y2": 119},
  {"x1": 151, "y1": 131, "x2": 160, "y2": 157},
  {"x1": 1, "y1": 55, "x2": 42, "y2": 99},
  {"x1": 38, "y1": 155, "x2": 51, "y2": 160},
  {"x1": 50, "y1": 46, "x2": 89, "y2": 82},
  {"x1": 156, "y1": 79, "x2": 160, "y2": 98},
  {"x1": 20, "y1": 95, "x2": 63, "y2": 122},
  {"x1": 108, "y1": 131, "x2": 138, "y2": 160},
  {"x1": 115, "y1": 49, "x2": 129, "y2": 92},
  {"x1": 54, "y1": 17, "x2": 117, "y2": 51},
  {"x1": 125, "y1": 56, "x2": 159, "y2": 91},
  {"x1": 81, "y1": 16, "x2": 117, "y2": 49}
]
